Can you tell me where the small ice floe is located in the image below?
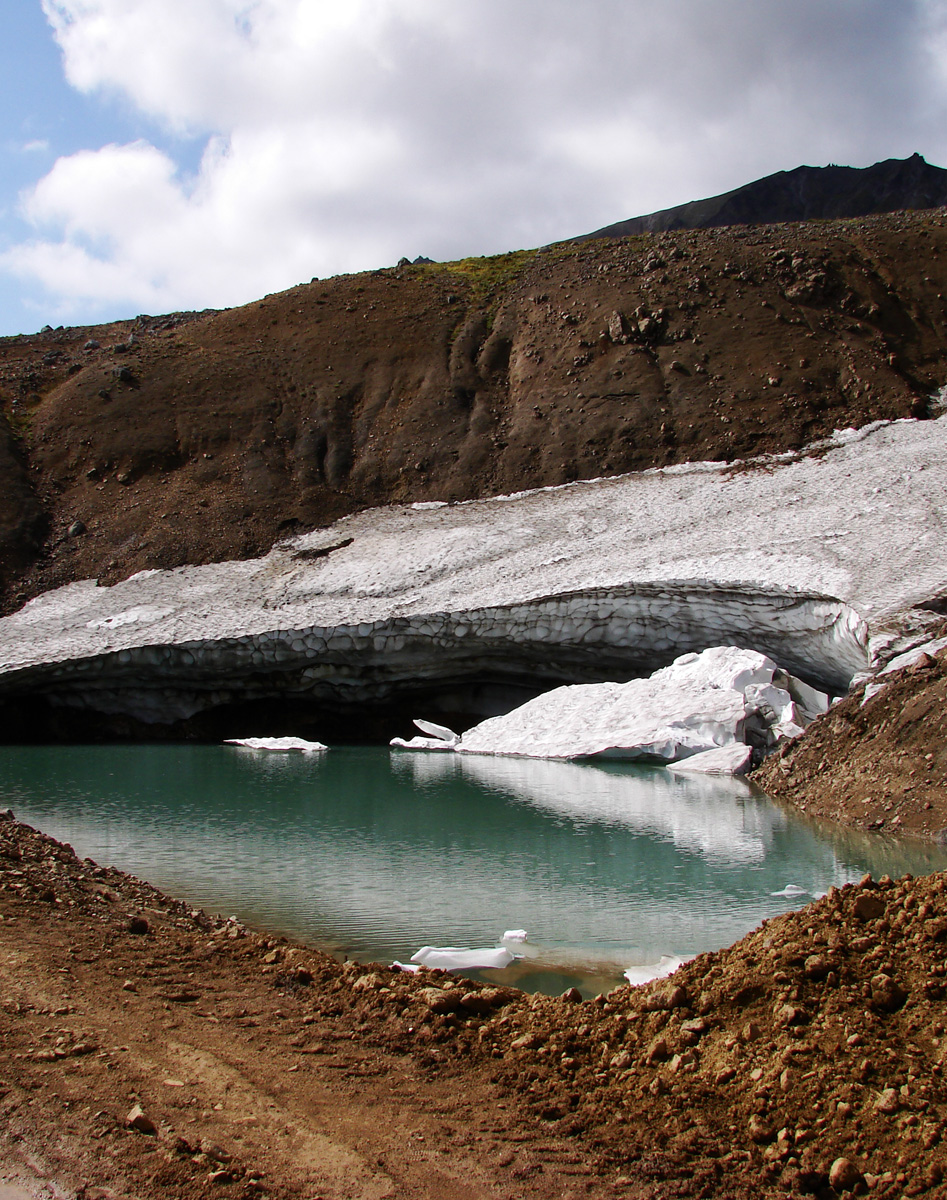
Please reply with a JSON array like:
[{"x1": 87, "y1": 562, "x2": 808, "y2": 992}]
[
  {"x1": 391, "y1": 961, "x2": 421, "y2": 974},
  {"x1": 667, "y1": 743, "x2": 753, "y2": 776},
  {"x1": 410, "y1": 945, "x2": 516, "y2": 971},
  {"x1": 502, "y1": 929, "x2": 528, "y2": 943},
  {"x1": 413, "y1": 719, "x2": 460, "y2": 745},
  {"x1": 224, "y1": 736, "x2": 328, "y2": 753},
  {"x1": 770, "y1": 884, "x2": 809, "y2": 898},
  {"x1": 390, "y1": 719, "x2": 460, "y2": 751},
  {"x1": 623, "y1": 955, "x2": 691, "y2": 987}
]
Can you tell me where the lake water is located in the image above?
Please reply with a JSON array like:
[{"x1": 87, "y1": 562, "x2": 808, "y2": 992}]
[{"x1": 3, "y1": 744, "x2": 946, "y2": 996}]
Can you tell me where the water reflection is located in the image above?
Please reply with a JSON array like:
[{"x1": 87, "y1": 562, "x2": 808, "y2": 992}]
[
  {"x1": 398, "y1": 752, "x2": 776, "y2": 864},
  {"x1": 2, "y1": 744, "x2": 945, "y2": 995}
]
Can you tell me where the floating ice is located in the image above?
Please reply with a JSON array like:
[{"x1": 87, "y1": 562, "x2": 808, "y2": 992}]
[
  {"x1": 391, "y1": 961, "x2": 421, "y2": 973},
  {"x1": 409, "y1": 945, "x2": 516, "y2": 971},
  {"x1": 667, "y1": 744, "x2": 753, "y2": 776},
  {"x1": 770, "y1": 884, "x2": 809, "y2": 897},
  {"x1": 224, "y1": 736, "x2": 328, "y2": 753},
  {"x1": 389, "y1": 735, "x2": 455, "y2": 752},
  {"x1": 396, "y1": 647, "x2": 828, "y2": 771},
  {"x1": 413, "y1": 719, "x2": 460, "y2": 745},
  {"x1": 502, "y1": 929, "x2": 528, "y2": 942},
  {"x1": 624, "y1": 954, "x2": 692, "y2": 987}
]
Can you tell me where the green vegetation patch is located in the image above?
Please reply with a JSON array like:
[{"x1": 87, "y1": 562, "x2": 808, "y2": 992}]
[{"x1": 420, "y1": 249, "x2": 537, "y2": 312}]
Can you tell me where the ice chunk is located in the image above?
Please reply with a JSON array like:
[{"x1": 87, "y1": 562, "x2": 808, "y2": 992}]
[
  {"x1": 224, "y1": 736, "x2": 327, "y2": 752},
  {"x1": 502, "y1": 929, "x2": 528, "y2": 942},
  {"x1": 667, "y1": 743, "x2": 752, "y2": 776},
  {"x1": 391, "y1": 961, "x2": 421, "y2": 973},
  {"x1": 770, "y1": 884, "x2": 808, "y2": 897},
  {"x1": 454, "y1": 647, "x2": 821, "y2": 762},
  {"x1": 623, "y1": 954, "x2": 692, "y2": 987},
  {"x1": 390, "y1": 736, "x2": 455, "y2": 751},
  {"x1": 409, "y1": 945, "x2": 516, "y2": 971},
  {"x1": 880, "y1": 636, "x2": 947, "y2": 676},
  {"x1": 413, "y1": 718, "x2": 460, "y2": 745}
]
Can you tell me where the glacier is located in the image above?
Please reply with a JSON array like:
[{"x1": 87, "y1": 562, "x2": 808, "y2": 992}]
[{"x1": 1, "y1": 414, "x2": 946, "y2": 727}]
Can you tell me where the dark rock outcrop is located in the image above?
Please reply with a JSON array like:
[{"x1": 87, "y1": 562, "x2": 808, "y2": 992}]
[{"x1": 581, "y1": 153, "x2": 947, "y2": 239}]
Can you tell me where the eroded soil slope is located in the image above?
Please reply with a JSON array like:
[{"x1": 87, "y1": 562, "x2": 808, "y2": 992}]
[
  {"x1": 755, "y1": 645, "x2": 947, "y2": 841},
  {"x1": 3, "y1": 207, "x2": 947, "y2": 611},
  {"x1": 5, "y1": 813, "x2": 947, "y2": 1199}
]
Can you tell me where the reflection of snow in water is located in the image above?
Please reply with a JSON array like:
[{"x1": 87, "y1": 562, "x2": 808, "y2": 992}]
[
  {"x1": 395, "y1": 751, "x2": 779, "y2": 866},
  {"x1": 8, "y1": 745, "x2": 947, "y2": 992}
]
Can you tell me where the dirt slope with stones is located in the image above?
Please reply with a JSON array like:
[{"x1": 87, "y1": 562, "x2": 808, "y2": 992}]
[
  {"x1": 755, "y1": 643, "x2": 947, "y2": 842},
  {"x1": 4, "y1": 811, "x2": 947, "y2": 1199},
  {"x1": 3, "y1": 207, "x2": 947, "y2": 613}
]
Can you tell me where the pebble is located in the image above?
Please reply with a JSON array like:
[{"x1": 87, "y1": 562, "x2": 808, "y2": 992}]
[
  {"x1": 748, "y1": 1114, "x2": 775, "y2": 1144},
  {"x1": 829, "y1": 1157, "x2": 863, "y2": 1191},
  {"x1": 125, "y1": 1103, "x2": 157, "y2": 1135},
  {"x1": 870, "y1": 973, "x2": 907, "y2": 1012},
  {"x1": 854, "y1": 893, "x2": 886, "y2": 921},
  {"x1": 874, "y1": 1088, "x2": 900, "y2": 1115}
]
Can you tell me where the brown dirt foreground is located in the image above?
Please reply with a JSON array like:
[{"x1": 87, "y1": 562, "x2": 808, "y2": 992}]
[{"x1": 3, "y1": 819, "x2": 947, "y2": 1200}]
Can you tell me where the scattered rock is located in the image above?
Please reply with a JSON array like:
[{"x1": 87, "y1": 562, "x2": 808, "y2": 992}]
[
  {"x1": 125, "y1": 1103, "x2": 157, "y2": 1135},
  {"x1": 854, "y1": 893, "x2": 886, "y2": 921},
  {"x1": 829, "y1": 1157, "x2": 863, "y2": 1191},
  {"x1": 874, "y1": 1088, "x2": 901, "y2": 1115},
  {"x1": 870, "y1": 973, "x2": 907, "y2": 1012}
]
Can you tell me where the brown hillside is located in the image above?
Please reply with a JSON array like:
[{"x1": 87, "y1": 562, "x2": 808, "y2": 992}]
[
  {"x1": 755, "y1": 643, "x2": 947, "y2": 841},
  {"x1": 2, "y1": 207, "x2": 947, "y2": 612}
]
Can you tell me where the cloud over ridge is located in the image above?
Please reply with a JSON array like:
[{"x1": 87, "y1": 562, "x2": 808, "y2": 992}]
[{"x1": 4, "y1": 0, "x2": 947, "y2": 321}]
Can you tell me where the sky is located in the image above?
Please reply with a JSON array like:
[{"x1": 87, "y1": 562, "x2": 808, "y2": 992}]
[{"x1": 0, "y1": 0, "x2": 946, "y2": 337}]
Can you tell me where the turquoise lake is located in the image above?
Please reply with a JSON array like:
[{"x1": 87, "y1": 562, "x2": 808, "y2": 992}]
[{"x1": 3, "y1": 744, "x2": 945, "y2": 996}]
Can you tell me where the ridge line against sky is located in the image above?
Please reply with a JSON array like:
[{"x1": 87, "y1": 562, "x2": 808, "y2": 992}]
[{"x1": 0, "y1": 0, "x2": 946, "y2": 337}]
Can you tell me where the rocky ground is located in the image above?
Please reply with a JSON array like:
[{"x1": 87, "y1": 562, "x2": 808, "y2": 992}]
[
  {"x1": 754, "y1": 643, "x2": 947, "y2": 841},
  {"x1": 2, "y1": 207, "x2": 947, "y2": 613},
  {"x1": 4, "y1": 810, "x2": 947, "y2": 1200}
]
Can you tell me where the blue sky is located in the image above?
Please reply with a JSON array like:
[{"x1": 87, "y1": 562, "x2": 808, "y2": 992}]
[
  {"x1": 1, "y1": 0, "x2": 946, "y2": 338},
  {"x1": 0, "y1": 1, "x2": 203, "y2": 332}
]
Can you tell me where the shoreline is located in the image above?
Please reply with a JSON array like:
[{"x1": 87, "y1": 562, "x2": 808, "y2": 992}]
[{"x1": 4, "y1": 810, "x2": 947, "y2": 1198}]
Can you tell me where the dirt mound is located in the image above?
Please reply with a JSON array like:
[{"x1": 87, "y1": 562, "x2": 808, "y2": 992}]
[
  {"x1": 3, "y1": 206, "x2": 947, "y2": 612},
  {"x1": 4, "y1": 813, "x2": 947, "y2": 1198},
  {"x1": 755, "y1": 643, "x2": 947, "y2": 840}
]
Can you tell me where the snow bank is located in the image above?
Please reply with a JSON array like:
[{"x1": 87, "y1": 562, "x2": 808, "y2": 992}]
[
  {"x1": 394, "y1": 647, "x2": 827, "y2": 768},
  {"x1": 4, "y1": 413, "x2": 947, "y2": 724}
]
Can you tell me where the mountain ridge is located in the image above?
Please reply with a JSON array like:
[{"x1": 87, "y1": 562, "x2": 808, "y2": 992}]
[{"x1": 579, "y1": 153, "x2": 947, "y2": 239}]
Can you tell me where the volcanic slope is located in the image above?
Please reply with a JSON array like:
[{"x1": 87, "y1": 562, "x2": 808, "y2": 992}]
[
  {"x1": 582, "y1": 152, "x2": 947, "y2": 238},
  {"x1": 3, "y1": 205, "x2": 947, "y2": 613}
]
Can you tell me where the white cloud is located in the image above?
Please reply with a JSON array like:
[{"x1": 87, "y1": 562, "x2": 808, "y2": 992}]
[{"x1": 5, "y1": 0, "x2": 947, "y2": 321}]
